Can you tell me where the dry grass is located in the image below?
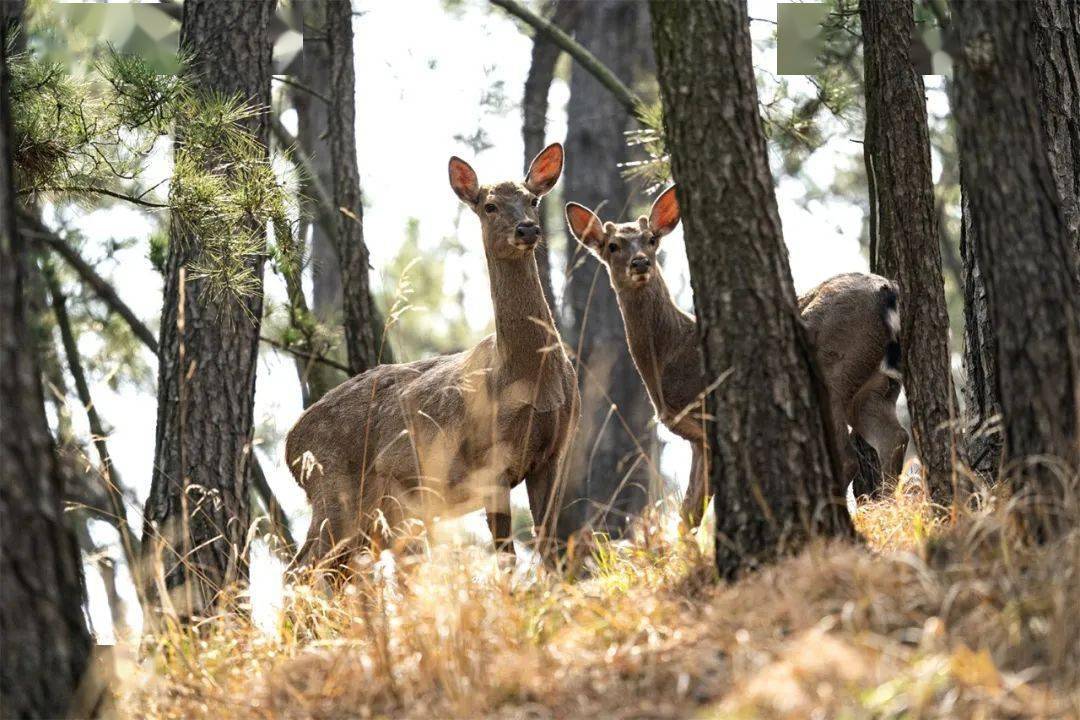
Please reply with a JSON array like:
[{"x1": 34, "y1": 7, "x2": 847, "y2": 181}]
[{"x1": 118, "y1": 472, "x2": 1080, "y2": 719}]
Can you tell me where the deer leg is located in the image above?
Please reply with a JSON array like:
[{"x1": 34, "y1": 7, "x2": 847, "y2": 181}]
[
  {"x1": 525, "y1": 460, "x2": 565, "y2": 564},
  {"x1": 680, "y1": 442, "x2": 708, "y2": 530},
  {"x1": 485, "y1": 472, "x2": 517, "y2": 567},
  {"x1": 852, "y1": 374, "x2": 908, "y2": 482}
]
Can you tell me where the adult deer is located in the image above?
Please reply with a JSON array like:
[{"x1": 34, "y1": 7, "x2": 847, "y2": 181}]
[
  {"x1": 565, "y1": 186, "x2": 907, "y2": 527},
  {"x1": 286, "y1": 143, "x2": 579, "y2": 570}
]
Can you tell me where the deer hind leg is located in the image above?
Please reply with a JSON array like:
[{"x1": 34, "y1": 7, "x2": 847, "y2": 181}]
[
  {"x1": 293, "y1": 486, "x2": 363, "y2": 577},
  {"x1": 680, "y1": 442, "x2": 708, "y2": 531},
  {"x1": 852, "y1": 373, "x2": 908, "y2": 482}
]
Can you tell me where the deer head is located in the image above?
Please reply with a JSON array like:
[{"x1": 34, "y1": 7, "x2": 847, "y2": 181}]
[
  {"x1": 565, "y1": 185, "x2": 681, "y2": 290},
  {"x1": 448, "y1": 143, "x2": 564, "y2": 261}
]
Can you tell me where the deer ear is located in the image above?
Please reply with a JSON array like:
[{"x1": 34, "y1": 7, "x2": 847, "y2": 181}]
[
  {"x1": 449, "y1": 156, "x2": 480, "y2": 205},
  {"x1": 649, "y1": 185, "x2": 681, "y2": 237},
  {"x1": 525, "y1": 142, "x2": 564, "y2": 196},
  {"x1": 565, "y1": 202, "x2": 604, "y2": 255}
]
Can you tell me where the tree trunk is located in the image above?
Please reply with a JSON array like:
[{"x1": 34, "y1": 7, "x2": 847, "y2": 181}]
[
  {"x1": 1032, "y1": 0, "x2": 1080, "y2": 279},
  {"x1": 959, "y1": 181, "x2": 1003, "y2": 477},
  {"x1": 560, "y1": 0, "x2": 655, "y2": 538},
  {"x1": 1, "y1": 21, "x2": 92, "y2": 716},
  {"x1": 951, "y1": 0, "x2": 1080, "y2": 539},
  {"x1": 298, "y1": 1, "x2": 342, "y2": 326},
  {"x1": 327, "y1": 0, "x2": 381, "y2": 375},
  {"x1": 522, "y1": 0, "x2": 580, "y2": 311},
  {"x1": 293, "y1": 0, "x2": 347, "y2": 405},
  {"x1": 650, "y1": 0, "x2": 853, "y2": 579},
  {"x1": 142, "y1": 0, "x2": 274, "y2": 617},
  {"x1": 861, "y1": 0, "x2": 957, "y2": 500}
]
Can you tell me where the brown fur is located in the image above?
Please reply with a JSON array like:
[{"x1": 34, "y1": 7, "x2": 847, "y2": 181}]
[
  {"x1": 287, "y1": 144, "x2": 579, "y2": 569},
  {"x1": 566, "y1": 187, "x2": 907, "y2": 528}
]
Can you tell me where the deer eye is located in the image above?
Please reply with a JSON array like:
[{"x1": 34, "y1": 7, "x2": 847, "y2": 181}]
[
  {"x1": 484, "y1": 203, "x2": 498, "y2": 214},
  {"x1": 607, "y1": 242, "x2": 619, "y2": 254},
  {"x1": 648, "y1": 236, "x2": 657, "y2": 245},
  {"x1": 530, "y1": 197, "x2": 540, "y2": 208}
]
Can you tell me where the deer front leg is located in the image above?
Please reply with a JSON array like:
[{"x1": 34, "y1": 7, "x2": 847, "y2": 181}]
[
  {"x1": 524, "y1": 459, "x2": 566, "y2": 565},
  {"x1": 681, "y1": 442, "x2": 708, "y2": 530},
  {"x1": 484, "y1": 472, "x2": 517, "y2": 568}
]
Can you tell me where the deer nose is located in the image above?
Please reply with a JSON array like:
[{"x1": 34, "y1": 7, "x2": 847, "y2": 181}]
[
  {"x1": 630, "y1": 255, "x2": 651, "y2": 272},
  {"x1": 515, "y1": 222, "x2": 541, "y2": 242}
]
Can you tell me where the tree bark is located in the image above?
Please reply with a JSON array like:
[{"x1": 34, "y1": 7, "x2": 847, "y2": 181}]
[
  {"x1": 650, "y1": 0, "x2": 853, "y2": 579},
  {"x1": 861, "y1": 0, "x2": 957, "y2": 500},
  {"x1": 951, "y1": 0, "x2": 1080, "y2": 539},
  {"x1": 522, "y1": 0, "x2": 580, "y2": 311},
  {"x1": 560, "y1": 0, "x2": 655, "y2": 538},
  {"x1": 327, "y1": 0, "x2": 381, "y2": 376},
  {"x1": 959, "y1": 181, "x2": 1003, "y2": 477},
  {"x1": 142, "y1": 0, "x2": 274, "y2": 617},
  {"x1": 292, "y1": 0, "x2": 347, "y2": 404},
  {"x1": 298, "y1": 0, "x2": 341, "y2": 326},
  {"x1": 1, "y1": 20, "x2": 92, "y2": 716},
  {"x1": 1032, "y1": 0, "x2": 1080, "y2": 279}
]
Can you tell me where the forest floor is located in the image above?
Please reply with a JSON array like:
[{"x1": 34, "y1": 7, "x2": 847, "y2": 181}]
[{"x1": 119, "y1": 471, "x2": 1079, "y2": 719}]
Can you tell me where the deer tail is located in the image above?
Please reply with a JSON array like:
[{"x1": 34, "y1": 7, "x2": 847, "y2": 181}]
[{"x1": 879, "y1": 281, "x2": 902, "y2": 381}]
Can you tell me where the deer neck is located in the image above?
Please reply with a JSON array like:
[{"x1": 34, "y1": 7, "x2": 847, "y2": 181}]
[
  {"x1": 485, "y1": 248, "x2": 560, "y2": 378},
  {"x1": 614, "y1": 267, "x2": 693, "y2": 407}
]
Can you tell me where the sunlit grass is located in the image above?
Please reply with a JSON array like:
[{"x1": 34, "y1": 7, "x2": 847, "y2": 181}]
[{"x1": 119, "y1": 477, "x2": 1080, "y2": 719}]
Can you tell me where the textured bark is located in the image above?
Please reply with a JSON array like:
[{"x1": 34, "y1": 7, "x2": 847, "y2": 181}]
[
  {"x1": 651, "y1": 0, "x2": 852, "y2": 580},
  {"x1": 861, "y1": 0, "x2": 957, "y2": 499},
  {"x1": 143, "y1": 0, "x2": 274, "y2": 615},
  {"x1": 327, "y1": 0, "x2": 381, "y2": 376},
  {"x1": 522, "y1": 0, "x2": 580, "y2": 311},
  {"x1": 560, "y1": 0, "x2": 655, "y2": 538},
  {"x1": 951, "y1": 0, "x2": 1080, "y2": 539},
  {"x1": 1032, "y1": 0, "x2": 1080, "y2": 279},
  {"x1": 960, "y1": 182, "x2": 1003, "y2": 476},
  {"x1": 0, "y1": 21, "x2": 92, "y2": 716}
]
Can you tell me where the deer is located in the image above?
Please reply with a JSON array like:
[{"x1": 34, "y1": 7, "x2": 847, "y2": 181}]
[
  {"x1": 564, "y1": 185, "x2": 907, "y2": 528},
  {"x1": 285, "y1": 143, "x2": 579, "y2": 571}
]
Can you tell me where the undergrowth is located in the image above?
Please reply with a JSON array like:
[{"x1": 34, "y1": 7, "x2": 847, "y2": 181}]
[{"x1": 119, "y1": 472, "x2": 1080, "y2": 719}]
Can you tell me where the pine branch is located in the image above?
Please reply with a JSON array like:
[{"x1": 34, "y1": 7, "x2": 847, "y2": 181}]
[
  {"x1": 20, "y1": 185, "x2": 169, "y2": 208},
  {"x1": 490, "y1": 0, "x2": 642, "y2": 116},
  {"x1": 20, "y1": 210, "x2": 160, "y2": 352}
]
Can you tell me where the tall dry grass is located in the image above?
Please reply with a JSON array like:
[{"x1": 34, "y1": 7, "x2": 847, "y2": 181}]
[{"x1": 118, "y1": 470, "x2": 1079, "y2": 719}]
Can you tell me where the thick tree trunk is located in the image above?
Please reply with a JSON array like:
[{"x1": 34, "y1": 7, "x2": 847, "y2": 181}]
[
  {"x1": 1032, "y1": 0, "x2": 1080, "y2": 279},
  {"x1": 951, "y1": 0, "x2": 1080, "y2": 539},
  {"x1": 651, "y1": 0, "x2": 852, "y2": 579},
  {"x1": 143, "y1": 0, "x2": 274, "y2": 616},
  {"x1": 560, "y1": 0, "x2": 655, "y2": 538},
  {"x1": 1, "y1": 22, "x2": 92, "y2": 716},
  {"x1": 861, "y1": 0, "x2": 957, "y2": 500},
  {"x1": 326, "y1": 0, "x2": 381, "y2": 375},
  {"x1": 522, "y1": 0, "x2": 580, "y2": 311}
]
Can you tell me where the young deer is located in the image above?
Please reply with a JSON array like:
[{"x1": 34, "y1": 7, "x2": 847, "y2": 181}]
[
  {"x1": 565, "y1": 186, "x2": 907, "y2": 527},
  {"x1": 286, "y1": 144, "x2": 579, "y2": 569}
]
